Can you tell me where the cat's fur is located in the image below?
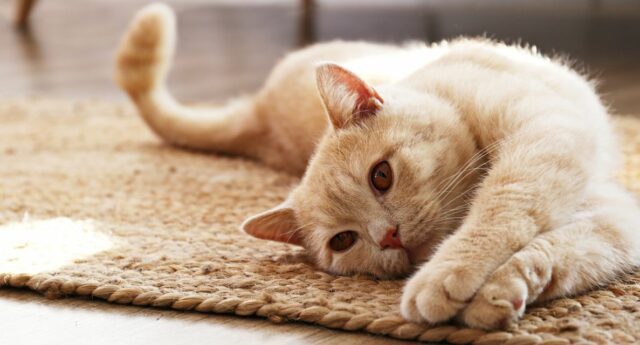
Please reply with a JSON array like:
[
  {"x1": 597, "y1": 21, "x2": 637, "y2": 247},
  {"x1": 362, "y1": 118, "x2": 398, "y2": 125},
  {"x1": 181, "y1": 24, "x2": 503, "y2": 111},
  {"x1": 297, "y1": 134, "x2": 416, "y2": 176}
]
[{"x1": 116, "y1": 4, "x2": 640, "y2": 330}]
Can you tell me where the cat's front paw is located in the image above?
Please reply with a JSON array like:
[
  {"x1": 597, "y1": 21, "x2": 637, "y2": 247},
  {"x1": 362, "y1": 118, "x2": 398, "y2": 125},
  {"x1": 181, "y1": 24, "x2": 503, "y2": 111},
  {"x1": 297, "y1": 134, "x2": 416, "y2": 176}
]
[
  {"x1": 458, "y1": 267, "x2": 529, "y2": 329},
  {"x1": 400, "y1": 262, "x2": 485, "y2": 324}
]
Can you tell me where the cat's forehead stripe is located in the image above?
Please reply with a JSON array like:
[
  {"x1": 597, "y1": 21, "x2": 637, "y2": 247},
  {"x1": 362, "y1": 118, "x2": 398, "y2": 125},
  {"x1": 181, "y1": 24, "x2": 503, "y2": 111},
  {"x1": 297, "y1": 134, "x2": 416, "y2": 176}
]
[{"x1": 323, "y1": 180, "x2": 357, "y2": 214}]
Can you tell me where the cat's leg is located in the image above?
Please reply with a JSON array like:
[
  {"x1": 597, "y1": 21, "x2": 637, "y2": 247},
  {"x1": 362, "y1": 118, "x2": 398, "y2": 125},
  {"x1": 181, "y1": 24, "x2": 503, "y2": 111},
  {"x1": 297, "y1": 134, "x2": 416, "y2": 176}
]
[
  {"x1": 116, "y1": 4, "x2": 265, "y2": 157},
  {"x1": 401, "y1": 118, "x2": 606, "y2": 324},
  {"x1": 459, "y1": 183, "x2": 640, "y2": 329}
]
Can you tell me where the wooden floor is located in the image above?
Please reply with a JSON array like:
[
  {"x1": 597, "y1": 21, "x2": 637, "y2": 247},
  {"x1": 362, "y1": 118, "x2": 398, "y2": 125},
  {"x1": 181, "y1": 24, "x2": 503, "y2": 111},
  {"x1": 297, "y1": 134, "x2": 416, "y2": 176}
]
[
  {"x1": 1, "y1": 0, "x2": 640, "y2": 113},
  {"x1": 1, "y1": 1, "x2": 640, "y2": 344},
  {"x1": 0, "y1": 288, "x2": 416, "y2": 345}
]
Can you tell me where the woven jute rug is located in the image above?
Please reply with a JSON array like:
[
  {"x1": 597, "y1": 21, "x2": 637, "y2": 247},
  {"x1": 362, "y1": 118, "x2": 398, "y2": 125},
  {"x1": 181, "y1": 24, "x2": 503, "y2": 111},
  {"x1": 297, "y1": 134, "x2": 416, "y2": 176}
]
[{"x1": 0, "y1": 98, "x2": 639, "y2": 345}]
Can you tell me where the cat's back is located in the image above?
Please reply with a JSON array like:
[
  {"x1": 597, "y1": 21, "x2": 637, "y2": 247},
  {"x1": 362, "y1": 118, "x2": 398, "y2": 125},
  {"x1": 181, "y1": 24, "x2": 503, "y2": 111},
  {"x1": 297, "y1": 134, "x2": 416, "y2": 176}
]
[{"x1": 425, "y1": 38, "x2": 601, "y2": 112}]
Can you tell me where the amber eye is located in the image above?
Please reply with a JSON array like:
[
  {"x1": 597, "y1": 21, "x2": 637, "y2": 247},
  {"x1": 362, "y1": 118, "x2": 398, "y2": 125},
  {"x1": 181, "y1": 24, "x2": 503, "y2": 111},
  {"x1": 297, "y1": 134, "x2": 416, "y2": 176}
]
[
  {"x1": 370, "y1": 161, "x2": 393, "y2": 193},
  {"x1": 329, "y1": 231, "x2": 358, "y2": 252}
]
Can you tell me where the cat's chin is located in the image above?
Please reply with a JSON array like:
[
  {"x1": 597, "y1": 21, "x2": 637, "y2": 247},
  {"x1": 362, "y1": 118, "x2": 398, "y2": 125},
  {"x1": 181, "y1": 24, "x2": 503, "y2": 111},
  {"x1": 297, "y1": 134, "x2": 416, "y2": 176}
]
[
  {"x1": 406, "y1": 241, "x2": 438, "y2": 266},
  {"x1": 405, "y1": 230, "x2": 452, "y2": 267}
]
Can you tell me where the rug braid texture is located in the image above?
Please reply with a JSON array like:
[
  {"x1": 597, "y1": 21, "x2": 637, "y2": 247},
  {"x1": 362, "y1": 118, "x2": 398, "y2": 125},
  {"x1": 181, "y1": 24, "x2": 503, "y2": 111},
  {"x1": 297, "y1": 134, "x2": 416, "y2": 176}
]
[{"x1": 0, "y1": 99, "x2": 639, "y2": 345}]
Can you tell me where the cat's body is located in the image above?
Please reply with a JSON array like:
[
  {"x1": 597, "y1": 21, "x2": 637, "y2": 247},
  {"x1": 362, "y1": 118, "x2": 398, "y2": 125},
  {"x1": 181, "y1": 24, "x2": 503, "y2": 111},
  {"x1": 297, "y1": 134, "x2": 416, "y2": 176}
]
[{"x1": 116, "y1": 4, "x2": 640, "y2": 330}]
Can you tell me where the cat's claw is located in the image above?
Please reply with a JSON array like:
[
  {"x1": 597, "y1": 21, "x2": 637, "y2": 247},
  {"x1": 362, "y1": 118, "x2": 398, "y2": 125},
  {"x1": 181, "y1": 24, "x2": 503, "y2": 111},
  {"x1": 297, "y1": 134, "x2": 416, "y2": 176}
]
[{"x1": 458, "y1": 270, "x2": 529, "y2": 330}]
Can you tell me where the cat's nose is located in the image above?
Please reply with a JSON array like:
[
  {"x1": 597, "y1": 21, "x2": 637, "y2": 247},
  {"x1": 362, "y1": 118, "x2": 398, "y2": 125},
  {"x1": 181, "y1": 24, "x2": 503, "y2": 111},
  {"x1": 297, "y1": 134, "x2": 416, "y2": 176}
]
[{"x1": 379, "y1": 226, "x2": 403, "y2": 250}]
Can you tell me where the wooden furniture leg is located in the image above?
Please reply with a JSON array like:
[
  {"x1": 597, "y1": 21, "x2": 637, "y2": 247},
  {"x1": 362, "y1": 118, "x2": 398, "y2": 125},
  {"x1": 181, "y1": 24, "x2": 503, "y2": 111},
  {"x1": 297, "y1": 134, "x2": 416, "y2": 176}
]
[
  {"x1": 298, "y1": 0, "x2": 315, "y2": 46},
  {"x1": 14, "y1": 0, "x2": 37, "y2": 28}
]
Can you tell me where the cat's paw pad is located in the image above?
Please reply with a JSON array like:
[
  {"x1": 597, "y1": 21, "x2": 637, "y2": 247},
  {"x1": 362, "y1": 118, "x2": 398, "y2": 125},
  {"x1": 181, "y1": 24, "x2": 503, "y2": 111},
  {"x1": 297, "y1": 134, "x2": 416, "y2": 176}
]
[
  {"x1": 458, "y1": 275, "x2": 528, "y2": 330},
  {"x1": 401, "y1": 264, "x2": 483, "y2": 323}
]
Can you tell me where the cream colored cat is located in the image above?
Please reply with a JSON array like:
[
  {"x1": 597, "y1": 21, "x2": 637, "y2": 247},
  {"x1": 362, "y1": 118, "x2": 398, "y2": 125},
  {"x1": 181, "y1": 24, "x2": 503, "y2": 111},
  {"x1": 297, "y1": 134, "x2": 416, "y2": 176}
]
[{"x1": 116, "y1": 3, "x2": 640, "y2": 330}]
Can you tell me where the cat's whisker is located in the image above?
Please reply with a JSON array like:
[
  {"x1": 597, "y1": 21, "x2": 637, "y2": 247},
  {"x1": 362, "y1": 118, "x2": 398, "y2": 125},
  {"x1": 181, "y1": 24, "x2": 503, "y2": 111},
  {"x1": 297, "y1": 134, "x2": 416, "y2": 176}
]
[
  {"x1": 436, "y1": 165, "x2": 489, "y2": 209},
  {"x1": 423, "y1": 204, "x2": 469, "y2": 229},
  {"x1": 281, "y1": 221, "x2": 315, "y2": 244},
  {"x1": 436, "y1": 156, "x2": 490, "y2": 204},
  {"x1": 429, "y1": 141, "x2": 499, "y2": 204},
  {"x1": 405, "y1": 147, "x2": 494, "y2": 240},
  {"x1": 435, "y1": 204, "x2": 469, "y2": 219}
]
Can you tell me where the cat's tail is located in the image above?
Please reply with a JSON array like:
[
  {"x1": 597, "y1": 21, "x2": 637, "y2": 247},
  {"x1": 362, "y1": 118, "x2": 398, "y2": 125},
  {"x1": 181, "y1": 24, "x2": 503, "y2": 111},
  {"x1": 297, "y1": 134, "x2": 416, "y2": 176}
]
[{"x1": 115, "y1": 3, "x2": 260, "y2": 153}]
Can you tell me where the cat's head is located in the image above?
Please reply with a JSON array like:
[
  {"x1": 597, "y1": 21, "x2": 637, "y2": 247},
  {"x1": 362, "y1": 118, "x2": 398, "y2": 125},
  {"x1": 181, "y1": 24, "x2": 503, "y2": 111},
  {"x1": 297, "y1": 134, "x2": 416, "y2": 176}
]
[{"x1": 243, "y1": 63, "x2": 481, "y2": 278}]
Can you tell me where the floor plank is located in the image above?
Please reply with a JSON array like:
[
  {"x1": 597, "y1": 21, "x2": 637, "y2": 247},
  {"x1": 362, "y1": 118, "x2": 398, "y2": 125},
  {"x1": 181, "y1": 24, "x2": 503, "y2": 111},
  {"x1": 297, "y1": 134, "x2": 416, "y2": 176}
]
[{"x1": 0, "y1": 288, "x2": 416, "y2": 345}]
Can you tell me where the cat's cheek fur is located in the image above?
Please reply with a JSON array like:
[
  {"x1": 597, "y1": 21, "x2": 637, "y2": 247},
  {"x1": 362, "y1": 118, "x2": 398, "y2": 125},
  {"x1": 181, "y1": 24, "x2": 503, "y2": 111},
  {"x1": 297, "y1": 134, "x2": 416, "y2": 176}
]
[{"x1": 313, "y1": 238, "x2": 413, "y2": 278}]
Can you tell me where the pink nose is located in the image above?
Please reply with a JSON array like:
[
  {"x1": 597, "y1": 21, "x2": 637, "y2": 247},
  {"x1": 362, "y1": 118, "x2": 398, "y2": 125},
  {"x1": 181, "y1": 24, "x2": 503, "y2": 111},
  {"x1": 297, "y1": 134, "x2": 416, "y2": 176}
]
[{"x1": 380, "y1": 227, "x2": 403, "y2": 250}]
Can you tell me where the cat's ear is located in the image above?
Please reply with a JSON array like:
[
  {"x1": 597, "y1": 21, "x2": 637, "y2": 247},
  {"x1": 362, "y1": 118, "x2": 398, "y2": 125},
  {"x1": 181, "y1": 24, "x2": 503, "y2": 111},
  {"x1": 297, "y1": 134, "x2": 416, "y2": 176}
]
[
  {"x1": 241, "y1": 202, "x2": 304, "y2": 246},
  {"x1": 316, "y1": 63, "x2": 384, "y2": 129}
]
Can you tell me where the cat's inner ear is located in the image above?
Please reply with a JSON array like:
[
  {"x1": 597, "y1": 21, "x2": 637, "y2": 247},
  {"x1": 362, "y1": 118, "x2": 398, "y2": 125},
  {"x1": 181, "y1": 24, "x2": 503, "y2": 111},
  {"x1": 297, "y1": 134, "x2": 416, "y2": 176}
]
[
  {"x1": 241, "y1": 204, "x2": 303, "y2": 246},
  {"x1": 316, "y1": 63, "x2": 384, "y2": 129}
]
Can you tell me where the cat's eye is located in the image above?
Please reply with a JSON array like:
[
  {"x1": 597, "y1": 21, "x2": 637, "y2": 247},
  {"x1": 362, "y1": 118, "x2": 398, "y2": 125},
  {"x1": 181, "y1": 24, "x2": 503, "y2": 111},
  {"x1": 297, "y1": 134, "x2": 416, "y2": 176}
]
[
  {"x1": 370, "y1": 161, "x2": 393, "y2": 193},
  {"x1": 329, "y1": 231, "x2": 358, "y2": 252}
]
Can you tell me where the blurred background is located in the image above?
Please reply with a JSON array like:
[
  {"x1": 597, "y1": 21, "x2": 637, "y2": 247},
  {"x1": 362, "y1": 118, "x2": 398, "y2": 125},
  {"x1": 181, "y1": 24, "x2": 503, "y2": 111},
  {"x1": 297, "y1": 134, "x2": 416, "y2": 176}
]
[{"x1": 1, "y1": 0, "x2": 639, "y2": 114}]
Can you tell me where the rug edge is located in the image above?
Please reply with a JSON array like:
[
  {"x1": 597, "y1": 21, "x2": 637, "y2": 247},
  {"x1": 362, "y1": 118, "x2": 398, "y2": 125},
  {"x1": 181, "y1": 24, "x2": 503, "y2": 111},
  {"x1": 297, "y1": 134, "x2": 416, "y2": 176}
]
[{"x1": 0, "y1": 272, "x2": 564, "y2": 345}]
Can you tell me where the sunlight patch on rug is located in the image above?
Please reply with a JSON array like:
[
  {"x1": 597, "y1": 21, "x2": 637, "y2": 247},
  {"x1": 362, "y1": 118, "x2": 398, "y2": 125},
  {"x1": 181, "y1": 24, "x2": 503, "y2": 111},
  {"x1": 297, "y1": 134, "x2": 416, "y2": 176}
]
[{"x1": 0, "y1": 217, "x2": 112, "y2": 274}]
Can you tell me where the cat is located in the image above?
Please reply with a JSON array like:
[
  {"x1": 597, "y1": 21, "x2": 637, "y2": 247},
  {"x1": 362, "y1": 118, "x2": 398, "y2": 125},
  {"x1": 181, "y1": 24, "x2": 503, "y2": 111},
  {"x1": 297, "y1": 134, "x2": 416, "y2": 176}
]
[{"x1": 115, "y1": 3, "x2": 640, "y2": 330}]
